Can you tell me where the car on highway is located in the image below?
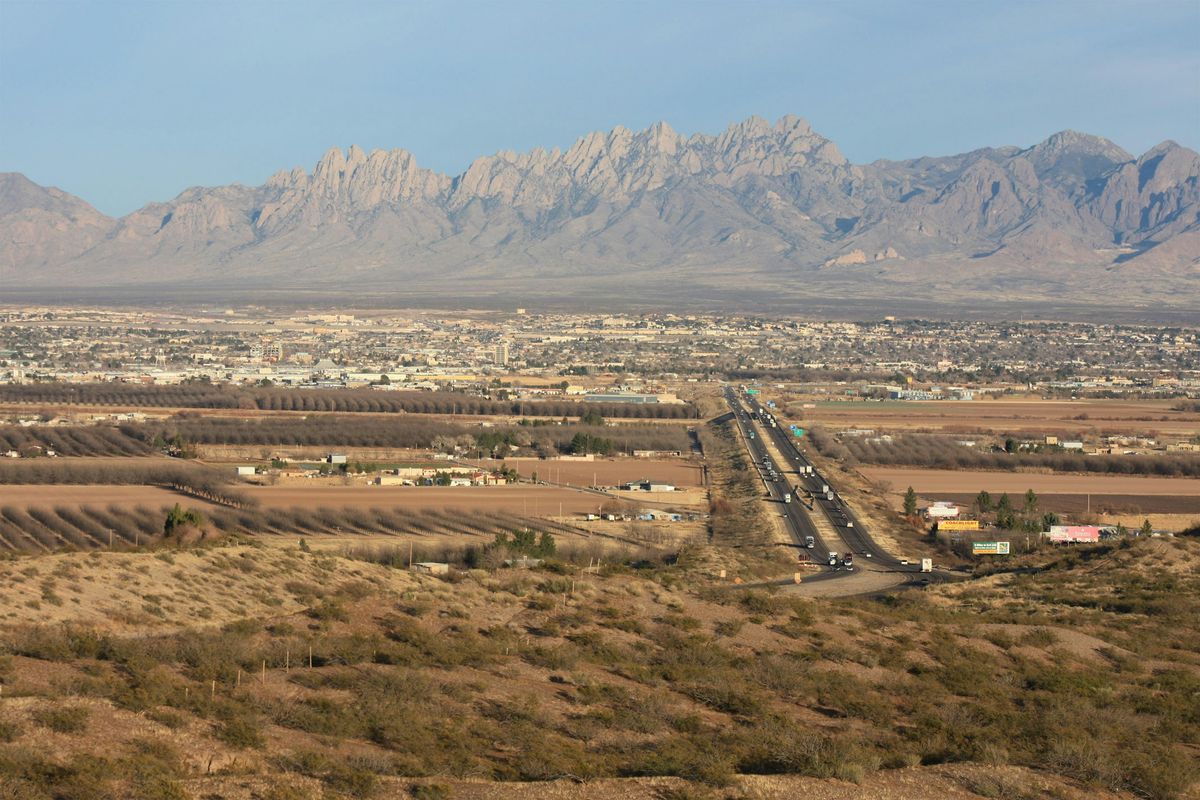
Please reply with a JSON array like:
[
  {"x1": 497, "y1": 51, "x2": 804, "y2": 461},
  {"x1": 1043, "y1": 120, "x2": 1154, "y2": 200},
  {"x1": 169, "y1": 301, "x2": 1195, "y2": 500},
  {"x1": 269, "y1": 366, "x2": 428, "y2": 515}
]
[
  {"x1": 827, "y1": 552, "x2": 838, "y2": 566},
  {"x1": 842, "y1": 553, "x2": 854, "y2": 569},
  {"x1": 805, "y1": 535, "x2": 815, "y2": 549}
]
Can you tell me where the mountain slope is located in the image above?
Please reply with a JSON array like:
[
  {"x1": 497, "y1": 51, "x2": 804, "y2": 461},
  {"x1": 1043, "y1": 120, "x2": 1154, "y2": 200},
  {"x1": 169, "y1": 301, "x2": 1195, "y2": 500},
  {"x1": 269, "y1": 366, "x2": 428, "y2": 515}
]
[
  {"x1": 0, "y1": 173, "x2": 114, "y2": 271},
  {"x1": 2, "y1": 117, "x2": 1197, "y2": 308}
]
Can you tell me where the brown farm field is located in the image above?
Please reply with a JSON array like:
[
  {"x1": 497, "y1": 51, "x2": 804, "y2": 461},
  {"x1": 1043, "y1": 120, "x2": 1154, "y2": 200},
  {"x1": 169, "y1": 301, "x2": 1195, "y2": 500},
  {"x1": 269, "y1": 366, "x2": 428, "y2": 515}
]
[
  {"x1": 0, "y1": 484, "x2": 193, "y2": 507},
  {"x1": 864, "y1": 466, "x2": 1200, "y2": 522},
  {"x1": 789, "y1": 398, "x2": 1200, "y2": 436},
  {"x1": 861, "y1": 466, "x2": 1200, "y2": 496}
]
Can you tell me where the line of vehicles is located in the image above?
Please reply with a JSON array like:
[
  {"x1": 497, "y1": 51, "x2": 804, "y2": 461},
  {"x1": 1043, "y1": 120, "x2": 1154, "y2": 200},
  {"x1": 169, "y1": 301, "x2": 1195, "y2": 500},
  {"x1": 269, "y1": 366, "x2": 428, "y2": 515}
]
[
  {"x1": 727, "y1": 386, "x2": 932, "y2": 579},
  {"x1": 727, "y1": 388, "x2": 867, "y2": 574}
]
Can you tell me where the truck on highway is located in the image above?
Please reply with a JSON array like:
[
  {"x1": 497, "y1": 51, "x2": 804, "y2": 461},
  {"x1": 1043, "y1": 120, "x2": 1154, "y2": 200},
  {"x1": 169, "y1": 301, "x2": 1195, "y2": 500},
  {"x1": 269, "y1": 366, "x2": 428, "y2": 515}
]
[
  {"x1": 783, "y1": 493, "x2": 792, "y2": 503},
  {"x1": 827, "y1": 551, "x2": 838, "y2": 566},
  {"x1": 805, "y1": 535, "x2": 815, "y2": 549},
  {"x1": 842, "y1": 553, "x2": 854, "y2": 569}
]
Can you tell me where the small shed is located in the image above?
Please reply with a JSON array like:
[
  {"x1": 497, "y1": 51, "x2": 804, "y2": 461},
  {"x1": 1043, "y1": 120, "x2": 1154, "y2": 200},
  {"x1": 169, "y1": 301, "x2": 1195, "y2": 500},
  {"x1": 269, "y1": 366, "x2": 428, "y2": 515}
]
[{"x1": 411, "y1": 562, "x2": 450, "y2": 575}]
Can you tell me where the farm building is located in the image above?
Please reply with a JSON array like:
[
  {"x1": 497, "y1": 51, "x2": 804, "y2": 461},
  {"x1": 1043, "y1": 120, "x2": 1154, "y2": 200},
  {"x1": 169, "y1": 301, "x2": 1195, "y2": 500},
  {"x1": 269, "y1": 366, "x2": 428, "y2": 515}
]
[
  {"x1": 619, "y1": 481, "x2": 676, "y2": 492},
  {"x1": 636, "y1": 510, "x2": 684, "y2": 522}
]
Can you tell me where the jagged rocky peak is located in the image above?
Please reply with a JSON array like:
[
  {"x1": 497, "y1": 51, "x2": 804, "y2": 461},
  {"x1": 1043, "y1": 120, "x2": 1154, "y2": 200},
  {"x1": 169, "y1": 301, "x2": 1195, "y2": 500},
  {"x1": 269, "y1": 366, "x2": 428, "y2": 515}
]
[
  {"x1": 1022, "y1": 129, "x2": 1134, "y2": 184},
  {"x1": 1, "y1": 114, "x2": 1196, "y2": 301}
]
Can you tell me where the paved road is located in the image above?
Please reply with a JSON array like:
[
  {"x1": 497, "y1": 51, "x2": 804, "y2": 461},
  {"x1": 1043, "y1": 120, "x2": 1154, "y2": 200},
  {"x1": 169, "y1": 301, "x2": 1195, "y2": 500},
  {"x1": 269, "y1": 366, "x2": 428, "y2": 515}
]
[
  {"x1": 723, "y1": 387, "x2": 944, "y2": 593},
  {"x1": 724, "y1": 391, "x2": 832, "y2": 562}
]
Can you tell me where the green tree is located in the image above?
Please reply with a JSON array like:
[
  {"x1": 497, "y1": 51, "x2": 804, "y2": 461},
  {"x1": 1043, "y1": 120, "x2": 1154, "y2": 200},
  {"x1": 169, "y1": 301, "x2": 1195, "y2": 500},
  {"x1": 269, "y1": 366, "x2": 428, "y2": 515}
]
[
  {"x1": 1140, "y1": 519, "x2": 1154, "y2": 537},
  {"x1": 580, "y1": 410, "x2": 605, "y2": 426},
  {"x1": 1004, "y1": 438, "x2": 1017, "y2": 454},
  {"x1": 1041, "y1": 512, "x2": 1060, "y2": 530},
  {"x1": 995, "y1": 493, "x2": 1015, "y2": 529},
  {"x1": 903, "y1": 487, "x2": 918, "y2": 517},
  {"x1": 1024, "y1": 489, "x2": 1038, "y2": 515},
  {"x1": 163, "y1": 503, "x2": 204, "y2": 536},
  {"x1": 975, "y1": 490, "x2": 993, "y2": 514}
]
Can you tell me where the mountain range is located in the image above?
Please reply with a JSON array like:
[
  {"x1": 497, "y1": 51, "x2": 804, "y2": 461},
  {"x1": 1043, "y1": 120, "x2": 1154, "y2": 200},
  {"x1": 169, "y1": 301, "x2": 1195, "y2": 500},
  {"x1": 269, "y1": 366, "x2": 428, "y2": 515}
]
[{"x1": 2, "y1": 115, "x2": 1197, "y2": 312}]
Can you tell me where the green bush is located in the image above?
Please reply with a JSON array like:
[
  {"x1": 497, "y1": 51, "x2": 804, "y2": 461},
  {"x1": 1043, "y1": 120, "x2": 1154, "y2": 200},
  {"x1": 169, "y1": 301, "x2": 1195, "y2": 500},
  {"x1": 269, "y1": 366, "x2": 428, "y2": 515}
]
[
  {"x1": 214, "y1": 715, "x2": 265, "y2": 749},
  {"x1": 32, "y1": 703, "x2": 91, "y2": 733}
]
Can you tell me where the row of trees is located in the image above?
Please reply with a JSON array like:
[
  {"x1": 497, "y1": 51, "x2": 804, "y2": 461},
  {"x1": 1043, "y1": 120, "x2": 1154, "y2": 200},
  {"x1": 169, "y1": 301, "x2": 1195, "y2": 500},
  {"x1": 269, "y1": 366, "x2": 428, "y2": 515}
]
[
  {"x1": 1, "y1": 384, "x2": 700, "y2": 419},
  {"x1": 0, "y1": 425, "x2": 151, "y2": 457},
  {"x1": 905, "y1": 485, "x2": 1059, "y2": 533},
  {"x1": 0, "y1": 502, "x2": 582, "y2": 553},
  {"x1": 847, "y1": 434, "x2": 1200, "y2": 477},
  {"x1": 0, "y1": 460, "x2": 247, "y2": 507},
  {"x1": 124, "y1": 415, "x2": 690, "y2": 459}
]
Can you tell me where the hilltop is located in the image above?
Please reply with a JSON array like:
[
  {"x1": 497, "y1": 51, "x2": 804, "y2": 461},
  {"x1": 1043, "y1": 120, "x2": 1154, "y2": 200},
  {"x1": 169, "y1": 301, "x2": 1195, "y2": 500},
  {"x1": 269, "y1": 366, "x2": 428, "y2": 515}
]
[{"x1": 0, "y1": 535, "x2": 1195, "y2": 799}]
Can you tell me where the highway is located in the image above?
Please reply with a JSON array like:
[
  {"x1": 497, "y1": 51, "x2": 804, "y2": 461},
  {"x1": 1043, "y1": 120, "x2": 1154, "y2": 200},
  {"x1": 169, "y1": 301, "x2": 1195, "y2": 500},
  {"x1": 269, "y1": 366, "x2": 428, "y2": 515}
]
[{"x1": 723, "y1": 386, "x2": 928, "y2": 585}]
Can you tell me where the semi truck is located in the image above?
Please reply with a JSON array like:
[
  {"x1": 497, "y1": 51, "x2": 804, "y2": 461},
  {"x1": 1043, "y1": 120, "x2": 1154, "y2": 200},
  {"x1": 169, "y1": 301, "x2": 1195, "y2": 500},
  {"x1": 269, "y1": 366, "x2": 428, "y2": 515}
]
[
  {"x1": 805, "y1": 535, "x2": 815, "y2": 549},
  {"x1": 783, "y1": 493, "x2": 792, "y2": 503}
]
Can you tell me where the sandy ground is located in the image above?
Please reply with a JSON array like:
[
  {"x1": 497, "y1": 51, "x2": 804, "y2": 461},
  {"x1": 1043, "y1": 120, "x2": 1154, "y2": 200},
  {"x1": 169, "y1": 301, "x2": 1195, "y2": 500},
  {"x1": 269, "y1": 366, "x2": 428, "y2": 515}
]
[
  {"x1": 0, "y1": 484, "x2": 188, "y2": 507},
  {"x1": 0, "y1": 544, "x2": 413, "y2": 632},
  {"x1": 862, "y1": 467, "x2": 1200, "y2": 496},
  {"x1": 792, "y1": 398, "x2": 1199, "y2": 436},
  {"x1": 182, "y1": 764, "x2": 1132, "y2": 800},
  {"x1": 474, "y1": 456, "x2": 702, "y2": 487},
  {"x1": 1096, "y1": 512, "x2": 1200, "y2": 532},
  {"x1": 608, "y1": 488, "x2": 706, "y2": 507}
]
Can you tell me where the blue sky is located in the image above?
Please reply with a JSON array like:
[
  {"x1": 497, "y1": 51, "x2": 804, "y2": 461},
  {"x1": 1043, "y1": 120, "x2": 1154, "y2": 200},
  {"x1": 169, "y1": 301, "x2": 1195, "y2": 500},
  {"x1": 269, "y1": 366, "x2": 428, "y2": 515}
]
[{"x1": 2, "y1": 0, "x2": 1197, "y2": 216}]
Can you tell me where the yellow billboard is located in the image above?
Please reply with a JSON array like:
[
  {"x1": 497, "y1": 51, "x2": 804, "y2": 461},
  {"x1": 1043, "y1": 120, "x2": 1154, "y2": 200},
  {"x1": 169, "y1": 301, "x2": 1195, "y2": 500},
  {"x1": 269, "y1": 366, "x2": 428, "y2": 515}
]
[{"x1": 938, "y1": 519, "x2": 981, "y2": 531}]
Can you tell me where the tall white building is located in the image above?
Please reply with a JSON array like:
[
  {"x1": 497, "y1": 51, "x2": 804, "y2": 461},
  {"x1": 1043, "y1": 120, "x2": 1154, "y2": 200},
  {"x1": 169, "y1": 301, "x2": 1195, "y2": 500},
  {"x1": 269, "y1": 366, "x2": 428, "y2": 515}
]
[{"x1": 492, "y1": 342, "x2": 510, "y2": 366}]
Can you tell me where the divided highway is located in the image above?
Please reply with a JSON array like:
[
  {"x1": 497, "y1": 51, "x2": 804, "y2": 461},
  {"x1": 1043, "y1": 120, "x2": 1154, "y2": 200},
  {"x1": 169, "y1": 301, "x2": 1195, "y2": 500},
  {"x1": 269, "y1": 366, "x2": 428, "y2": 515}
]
[
  {"x1": 726, "y1": 395, "x2": 836, "y2": 565},
  {"x1": 724, "y1": 386, "x2": 926, "y2": 586}
]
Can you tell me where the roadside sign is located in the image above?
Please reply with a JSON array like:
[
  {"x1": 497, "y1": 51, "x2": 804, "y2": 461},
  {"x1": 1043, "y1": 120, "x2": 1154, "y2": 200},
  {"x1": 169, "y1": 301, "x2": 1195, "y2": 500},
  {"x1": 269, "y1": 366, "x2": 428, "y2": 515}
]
[
  {"x1": 792, "y1": 428, "x2": 805, "y2": 437},
  {"x1": 971, "y1": 541, "x2": 1011, "y2": 555},
  {"x1": 745, "y1": 388, "x2": 760, "y2": 395},
  {"x1": 939, "y1": 519, "x2": 980, "y2": 531}
]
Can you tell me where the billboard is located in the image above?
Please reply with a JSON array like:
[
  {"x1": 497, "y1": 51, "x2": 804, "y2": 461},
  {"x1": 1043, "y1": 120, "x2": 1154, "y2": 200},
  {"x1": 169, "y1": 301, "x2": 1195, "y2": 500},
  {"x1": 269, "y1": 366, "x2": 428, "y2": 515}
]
[
  {"x1": 745, "y1": 388, "x2": 760, "y2": 395},
  {"x1": 938, "y1": 519, "x2": 980, "y2": 531},
  {"x1": 792, "y1": 428, "x2": 805, "y2": 437},
  {"x1": 972, "y1": 541, "x2": 1011, "y2": 555},
  {"x1": 1046, "y1": 526, "x2": 1100, "y2": 544}
]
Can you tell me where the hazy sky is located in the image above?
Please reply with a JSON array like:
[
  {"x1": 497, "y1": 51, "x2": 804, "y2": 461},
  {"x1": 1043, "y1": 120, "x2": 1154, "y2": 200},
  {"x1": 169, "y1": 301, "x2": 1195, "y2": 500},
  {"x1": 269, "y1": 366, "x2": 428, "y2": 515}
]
[{"x1": 2, "y1": 0, "x2": 1197, "y2": 216}]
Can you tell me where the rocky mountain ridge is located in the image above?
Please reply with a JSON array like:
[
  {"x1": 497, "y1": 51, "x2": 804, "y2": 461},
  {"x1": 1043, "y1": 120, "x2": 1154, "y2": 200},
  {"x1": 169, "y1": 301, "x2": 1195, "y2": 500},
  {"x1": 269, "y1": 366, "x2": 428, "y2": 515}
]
[{"x1": 2, "y1": 115, "x2": 1197, "y2": 307}]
